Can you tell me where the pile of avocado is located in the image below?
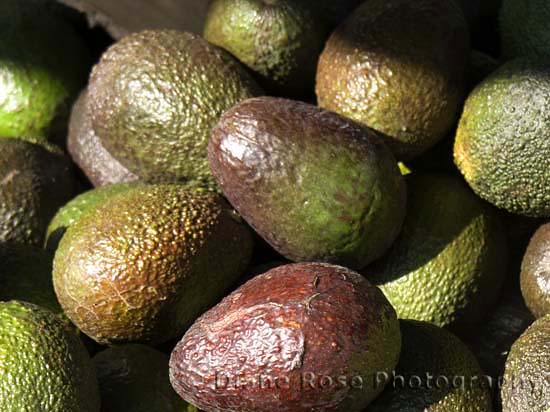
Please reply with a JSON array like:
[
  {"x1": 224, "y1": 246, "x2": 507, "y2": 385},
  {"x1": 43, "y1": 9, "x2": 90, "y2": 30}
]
[{"x1": 1, "y1": 0, "x2": 550, "y2": 411}]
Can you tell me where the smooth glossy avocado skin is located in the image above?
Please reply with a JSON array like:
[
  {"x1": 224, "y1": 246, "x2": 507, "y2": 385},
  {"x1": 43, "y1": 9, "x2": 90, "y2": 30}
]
[
  {"x1": 53, "y1": 185, "x2": 253, "y2": 344},
  {"x1": 364, "y1": 174, "x2": 507, "y2": 331},
  {"x1": 88, "y1": 30, "x2": 263, "y2": 189},
  {"x1": 520, "y1": 223, "x2": 550, "y2": 318},
  {"x1": 204, "y1": 0, "x2": 326, "y2": 97},
  {"x1": 0, "y1": 301, "x2": 100, "y2": 412},
  {"x1": 454, "y1": 57, "x2": 550, "y2": 217},
  {"x1": 368, "y1": 320, "x2": 493, "y2": 412},
  {"x1": 67, "y1": 90, "x2": 139, "y2": 188},
  {"x1": 0, "y1": 0, "x2": 90, "y2": 144},
  {"x1": 0, "y1": 139, "x2": 77, "y2": 246},
  {"x1": 501, "y1": 315, "x2": 550, "y2": 412},
  {"x1": 208, "y1": 96, "x2": 406, "y2": 270},
  {"x1": 316, "y1": 0, "x2": 469, "y2": 160}
]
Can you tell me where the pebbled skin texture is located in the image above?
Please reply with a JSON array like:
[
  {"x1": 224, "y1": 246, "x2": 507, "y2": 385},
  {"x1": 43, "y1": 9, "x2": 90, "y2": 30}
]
[
  {"x1": 67, "y1": 90, "x2": 139, "y2": 188},
  {"x1": 204, "y1": 0, "x2": 326, "y2": 97},
  {"x1": 93, "y1": 344, "x2": 191, "y2": 412},
  {"x1": 53, "y1": 185, "x2": 253, "y2": 344},
  {"x1": 316, "y1": 0, "x2": 469, "y2": 160},
  {"x1": 0, "y1": 301, "x2": 100, "y2": 412},
  {"x1": 88, "y1": 30, "x2": 263, "y2": 189},
  {"x1": 454, "y1": 57, "x2": 550, "y2": 217},
  {"x1": 0, "y1": 139, "x2": 77, "y2": 246},
  {"x1": 169, "y1": 262, "x2": 401, "y2": 412},
  {"x1": 208, "y1": 96, "x2": 406, "y2": 270},
  {"x1": 520, "y1": 223, "x2": 550, "y2": 318},
  {"x1": 501, "y1": 315, "x2": 550, "y2": 412},
  {"x1": 367, "y1": 320, "x2": 493, "y2": 412},
  {"x1": 364, "y1": 174, "x2": 507, "y2": 331}
]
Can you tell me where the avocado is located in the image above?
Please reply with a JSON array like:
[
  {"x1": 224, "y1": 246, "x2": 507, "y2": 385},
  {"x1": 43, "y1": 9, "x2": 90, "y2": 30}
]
[
  {"x1": 0, "y1": 139, "x2": 77, "y2": 246},
  {"x1": 368, "y1": 320, "x2": 493, "y2": 412},
  {"x1": 0, "y1": 0, "x2": 91, "y2": 144},
  {"x1": 0, "y1": 301, "x2": 100, "y2": 412},
  {"x1": 94, "y1": 344, "x2": 191, "y2": 412},
  {"x1": 67, "y1": 90, "x2": 139, "y2": 188},
  {"x1": 363, "y1": 173, "x2": 507, "y2": 331},
  {"x1": 204, "y1": 0, "x2": 326, "y2": 97},
  {"x1": 53, "y1": 184, "x2": 253, "y2": 344},
  {"x1": 316, "y1": 0, "x2": 469, "y2": 160},
  {"x1": 454, "y1": 57, "x2": 550, "y2": 217},
  {"x1": 520, "y1": 223, "x2": 550, "y2": 318},
  {"x1": 499, "y1": 0, "x2": 550, "y2": 59},
  {"x1": 88, "y1": 30, "x2": 263, "y2": 189},
  {"x1": 169, "y1": 262, "x2": 401, "y2": 412},
  {"x1": 45, "y1": 182, "x2": 139, "y2": 251},
  {"x1": 208, "y1": 96, "x2": 406, "y2": 270},
  {"x1": 501, "y1": 315, "x2": 550, "y2": 412}
]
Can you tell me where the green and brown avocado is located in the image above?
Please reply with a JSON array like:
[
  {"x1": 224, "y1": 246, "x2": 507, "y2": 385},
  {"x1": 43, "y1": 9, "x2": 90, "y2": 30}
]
[
  {"x1": 169, "y1": 262, "x2": 401, "y2": 412},
  {"x1": 208, "y1": 96, "x2": 406, "y2": 270}
]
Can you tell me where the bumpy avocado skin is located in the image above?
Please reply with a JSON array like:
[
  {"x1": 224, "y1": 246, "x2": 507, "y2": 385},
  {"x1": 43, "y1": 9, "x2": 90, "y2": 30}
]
[
  {"x1": 88, "y1": 30, "x2": 263, "y2": 189},
  {"x1": 45, "y1": 182, "x2": 139, "y2": 251},
  {"x1": 0, "y1": 139, "x2": 77, "y2": 246},
  {"x1": 204, "y1": 0, "x2": 326, "y2": 97},
  {"x1": 67, "y1": 90, "x2": 139, "y2": 188},
  {"x1": 0, "y1": 301, "x2": 100, "y2": 412},
  {"x1": 454, "y1": 57, "x2": 550, "y2": 217},
  {"x1": 53, "y1": 185, "x2": 253, "y2": 344},
  {"x1": 316, "y1": 0, "x2": 469, "y2": 160},
  {"x1": 0, "y1": 0, "x2": 90, "y2": 144},
  {"x1": 520, "y1": 223, "x2": 550, "y2": 318},
  {"x1": 364, "y1": 174, "x2": 507, "y2": 331},
  {"x1": 500, "y1": 0, "x2": 550, "y2": 59},
  {"x1": 208, "y1": 96, "x2": 406, "y2": 270},
  {"x1": 501, "y1": 315, "x2": 550, "y2": 412},
  {"x1": 368, "y1": 320, "x2": 493, "y2": 412},
  {"x1": 94, "y1": 344, "x2": 191, "y2": 412},
  {"x1": 169, "y1": 262, "x2": 401, "y2": 412}
]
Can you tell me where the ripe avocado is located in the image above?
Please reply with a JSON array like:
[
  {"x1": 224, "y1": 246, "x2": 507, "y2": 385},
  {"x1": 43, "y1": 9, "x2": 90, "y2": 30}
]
[
  {"x1": 88, "y1": 30, "x2": 263, "y2": 189},
  {"x1": 0, "y1": 301, "x2": 100, "y2": 412},
  {"x1": 520, "y1": 223, "x2": 550, "y2": 318},
  {"x1": 204, "y1": 0, "x2": 326, "y2": 97},
  {"x1": 169, "y1": 262, "x2": 401, "y2": 412},
  {"x1": 0, "y1": 139, "x2": 77, "y2": 246},
  {"x1": 0, "y1": 0, "x2": 91, "y2": 144},
  {"x1": 53, "y1": 185, "x2": 253, "y2": 344},
  {"x1": 67, "y1": 90, "x2": 139, "y2": 188},
  {"x1": 454, "y1": 57, "x2": 550, "y2": 217},
  {"x1": 363, "y1": 173, "x2": 507, "y2": 331},
  {"x1": 501, "y1": 315, "x2": 550, "y2": 412},
  {"x1": 316, "y1": 0, "x2": 469, "y2": 160},
  {"x1": 368, "y1": 320, "x2": 493, "y2": 412},
  {"x1": 93, "y1": 344, "x2": 191, "y2": 412},
  {"x1": 208, "y1": 96, "x2": 406, "y2": 270}
]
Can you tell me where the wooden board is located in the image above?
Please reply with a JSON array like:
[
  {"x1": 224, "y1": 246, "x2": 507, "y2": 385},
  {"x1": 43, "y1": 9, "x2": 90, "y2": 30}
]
[{"x1": 58, "y1": 0, "x2": 209, "y2": 39}]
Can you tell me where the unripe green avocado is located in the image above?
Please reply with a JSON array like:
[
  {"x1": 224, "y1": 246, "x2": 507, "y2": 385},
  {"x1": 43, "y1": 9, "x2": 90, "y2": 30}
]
[
  {"x1": 53, "y1": 184, "x2": 253, "y2": 344},
  {"x1": 0, "y1": 301, "x2": 100, "y2": 412}
]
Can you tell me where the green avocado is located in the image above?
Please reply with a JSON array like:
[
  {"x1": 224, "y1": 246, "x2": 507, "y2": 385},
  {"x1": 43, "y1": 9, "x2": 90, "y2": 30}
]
[
  {"x1": 316, "y1": 0, "x2": 469, "y2": 160},
  {"x1": 0, "y1": 0, "x2": 91, "y2": 144},
  {"x1": 0, "y1": 301, "x2": 100, "y2": 412},
  {"x1": 208, "y1": 96, "x2": 406, "y2": 270},
  {"x1": 88, "y1": 30, "x2": 263, "y2": 189},
  {"x1": 0, "y1": 139, "x2": 77, "y2": 246},
  {"x1": 368, "y1": 320, "x2": 493, "y2": 412},
  {"x1": 363, "y1": 173, "x2": 507, "y2": 331},
  {"x1": 204, "y1": 0, "x2": 326, "y2": 97},
  {"x1": 94, "y1": 344, "x2": 192, "y2": 412},
  {"x1": 454, "y1": 57, "x2": 550, "y2": 217},
  {"x1": 501, "y1": 315, "x2": 550, "y2": 412},
  {"x1": 53, "y1": 184, "x2": 253, "y2": 344}
]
